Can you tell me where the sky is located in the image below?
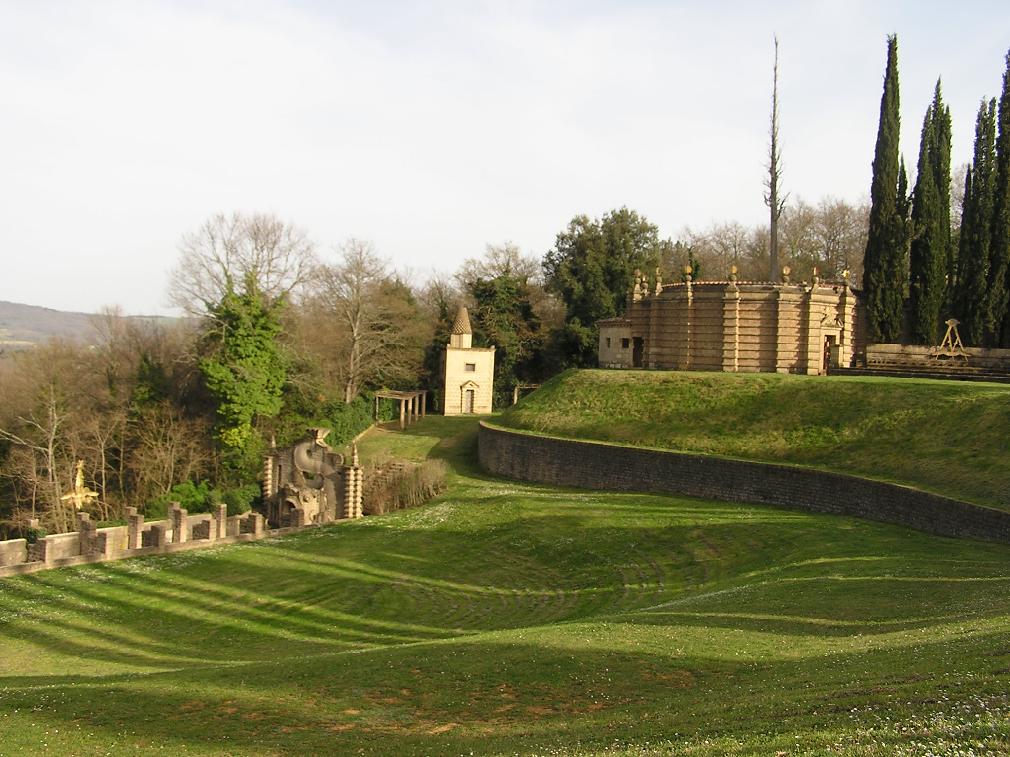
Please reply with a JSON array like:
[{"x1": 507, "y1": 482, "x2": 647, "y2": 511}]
[{"x1": 1, "y1": 1, "x2": 1008, "y2": 315}]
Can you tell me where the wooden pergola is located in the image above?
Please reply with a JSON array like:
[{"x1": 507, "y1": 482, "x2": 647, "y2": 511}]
[{"x1": 374, "y1": 390, "x2": 428, "y2": 430}]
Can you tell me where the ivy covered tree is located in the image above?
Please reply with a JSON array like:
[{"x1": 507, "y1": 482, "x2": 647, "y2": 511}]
[
  {"x1": 543, "y1": 207, "x2": 672, "y2": 366},
  {"x1": 200, "y1": 274, "x2": 286, "y2": 473},
  {"x1": 956, "y1": 99, "x2": 997, "y2": 345},
  {"x1": 862, "y1": 35, "x2": 906, "y2": 343}
]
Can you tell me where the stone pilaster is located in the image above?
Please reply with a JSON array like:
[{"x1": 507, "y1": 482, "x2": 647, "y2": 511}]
[
  {"x1": 168, "y1": 503, "x2": 188, "y2": 544},
  {"x1": 721, "y1": 284, "x2": 740, "y2": 372},
  {"x1": 76, "y1": 512, "x2": 97, "y2": 556},
  {"x1": 215, "y1": 504, "x2": 228, "y2": 540},
  {"x1": 126, "y1": 507, "x2": 144, "y2": 550}
]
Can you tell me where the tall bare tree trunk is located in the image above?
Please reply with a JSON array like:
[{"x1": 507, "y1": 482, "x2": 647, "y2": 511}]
[{"x1": 765, "y1": 35, "x2": 787, "y2": 281}]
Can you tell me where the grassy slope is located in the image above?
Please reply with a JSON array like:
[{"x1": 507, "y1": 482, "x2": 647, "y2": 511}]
[
  {"x1": 0, "y1": 417, "x2": 1008, "y2": 755},
  {"x1": 499, "y1": 369, "x2": 1010, "y2": 509}
]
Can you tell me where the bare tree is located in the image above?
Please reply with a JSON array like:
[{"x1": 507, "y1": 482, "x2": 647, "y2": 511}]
[
  {"x1": 764, "y1": 35, "x2": 788, "y2": 280},
  {"x1": 813, "y1": 197, "x2": 869, "y2": 281},
  {"x1": 168, "y1": 212, "x2": 317, "y2": 315},
  {"x1": 456, "y1": 242, "x2": 542, "y2": 286},
  {"x1": 305, "y1": 239, "x2": 428, "y2": 403},
  {"x1": 456, "y1": 243, "x2": 565, "y2": 331}
]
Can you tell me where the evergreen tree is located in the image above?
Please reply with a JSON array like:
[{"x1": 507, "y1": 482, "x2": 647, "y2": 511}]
[
  {"x1": 543, "y1": 207, "x2": 672, "y2": 366},
  {"x1": 928, "y1": 82, "x2": 954, "y2": 309},
  {"x1": 993, "y1": 51, "x2": 1010, "y2": 345},
  {"x1": 863, "y1": 35, "x2": 905, "y2": 343},
  {"x1": 908, "y1": 104, "x2": 946, "y2": 343},
  {"x1": 954, "y1": 165, "x2": 974, "y2": 323},
  {"x1": 469, "y1": 271, "x2": 543, "y2": 405},
  {"x1": 959, "y1": 99, "x2": 997, "y2": 345}
]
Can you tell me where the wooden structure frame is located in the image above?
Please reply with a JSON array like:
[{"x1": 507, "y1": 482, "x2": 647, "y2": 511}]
[{"x1": 373, "y1": 390, "x2": 427, "y2": 430}]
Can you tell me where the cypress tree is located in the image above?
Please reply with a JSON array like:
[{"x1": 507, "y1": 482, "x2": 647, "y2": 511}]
[
  {"x1": 863, "y1": 35, "x2": 905, "y2": 343},
  {"x1": 929, "y1": 82, "x2": 954, "y2": 308},
  {"x1": 993, "y1": 51, "x2": 1010, "y2": 345},
  {"x1": 909, "y1": 106, "x2": 945, "y2": 343},
  {"x1": 954, "y1": 165, "x2": 974, "y2": 323},
  {"x1": 961, "y1": 99, "x2": 998, "y2": 345}
]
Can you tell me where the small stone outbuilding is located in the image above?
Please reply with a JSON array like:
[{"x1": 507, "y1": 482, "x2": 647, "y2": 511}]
[{"x1": 443, "y1": 305, "x2": 495, "y2": 414}]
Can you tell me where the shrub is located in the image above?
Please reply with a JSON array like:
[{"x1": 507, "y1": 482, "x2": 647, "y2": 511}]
[
  {"x1": 146, "y1": 480, "x2": 219, "y2": 518},
  {"x1": 220, "y1": 483, "x2": 260, "y2": 516},
  {"x1": 274, "y1": 394, "x2": 378, "y2": 450},
  {"x1": 24, "y1": 525, "x2": 48, "y2": 544},
  {"x1": 363, "y1": 459, "x2": 448, "y2": 516}
]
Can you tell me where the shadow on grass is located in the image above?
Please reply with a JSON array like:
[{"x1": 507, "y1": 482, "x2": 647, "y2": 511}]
[{"x1": 3, "y1": 627, "x2": 1010, "y2": 756}]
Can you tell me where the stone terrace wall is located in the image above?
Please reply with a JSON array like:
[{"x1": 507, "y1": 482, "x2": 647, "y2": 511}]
[
  {"x1": 478, "y1": 422, "x2": 1010, "y2": 545},
  {"x1": 0, "y1": 505, "x2": 271, "y2": 578}
]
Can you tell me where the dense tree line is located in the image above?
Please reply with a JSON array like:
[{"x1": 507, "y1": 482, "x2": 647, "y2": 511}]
[
  {"x1": 864, "y1": 38, "x2": 1010, "y2": 347},
  {"x1": 0, "y1": 195, "x2": 883, "y2": 536}
]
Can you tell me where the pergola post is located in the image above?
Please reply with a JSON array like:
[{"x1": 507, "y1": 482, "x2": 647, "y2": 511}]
[
  {"x1": 420, "y1": 391, "x2": 426, "y2": 418},
  {"x1": 399, "y1": 398, "x2": 406, "y2": 430}
]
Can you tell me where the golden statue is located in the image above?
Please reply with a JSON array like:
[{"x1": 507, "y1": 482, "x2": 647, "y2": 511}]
[{"x1": 60, "y1": 460, "x2": 99, "y2": 510}]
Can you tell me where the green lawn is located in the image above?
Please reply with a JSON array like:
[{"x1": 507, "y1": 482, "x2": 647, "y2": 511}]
[
  {"x1": 1, "y1": 416, "x2": 1009, "y2": 755},
  {"x1": 499, "y1": 369, "x2": 1010, "y2": 510}
]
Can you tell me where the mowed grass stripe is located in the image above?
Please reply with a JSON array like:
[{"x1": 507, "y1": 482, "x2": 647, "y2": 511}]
[{"x1": 0, "y1": 416, "x2": 1006, "y2": 755}]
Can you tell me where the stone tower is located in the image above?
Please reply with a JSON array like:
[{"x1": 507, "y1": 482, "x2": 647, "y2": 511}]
[{"x1": 443, "y1": 305, "x2": 495, "y2": 414}]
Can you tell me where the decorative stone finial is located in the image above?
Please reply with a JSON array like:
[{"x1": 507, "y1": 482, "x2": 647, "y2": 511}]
[
  {"x1": 811, "y1": 266, "x2": 819, "y2": 286},
  {"x1": 782, "y1": 265, "x2": 791, "y2": 284},
  {"x1": 450, "y1": 305, "x2": 472, "y2": 335},
  {"x1": 729, "y1": 264, "x2": 738, "y2": 282}
]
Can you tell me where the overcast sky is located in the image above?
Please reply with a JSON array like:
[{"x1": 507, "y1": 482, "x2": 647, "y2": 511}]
[{"x1": 1, "y1": 1, "x2": 1008, "y2": 315}]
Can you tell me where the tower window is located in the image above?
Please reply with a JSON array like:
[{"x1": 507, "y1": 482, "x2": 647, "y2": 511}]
[
  {"x1": 464, "y1": 362, "x2": 476, "y2": 372},
  {"x1": 621, "y1": 338, "x2": 630, "y2": 349}
]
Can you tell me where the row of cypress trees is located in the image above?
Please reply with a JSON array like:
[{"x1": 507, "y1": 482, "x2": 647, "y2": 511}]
[{"x1": 863, "y1": 36, "x2": 1010, "y2": 347}]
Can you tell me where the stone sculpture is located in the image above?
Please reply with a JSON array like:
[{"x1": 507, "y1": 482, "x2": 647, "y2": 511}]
[{"x1": 261, "y1": 428, "x2": 363, "y2": 527}]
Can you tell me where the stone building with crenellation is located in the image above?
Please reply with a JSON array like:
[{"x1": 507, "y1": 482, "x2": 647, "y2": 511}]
[{"x1": 598, "y1": 268, "x2": 867, "y2": 374}]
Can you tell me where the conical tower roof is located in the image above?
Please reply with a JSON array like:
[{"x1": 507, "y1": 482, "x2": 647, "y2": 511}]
[{"x1": 450, "y1": 305, "x2": 472, "y2": 335}]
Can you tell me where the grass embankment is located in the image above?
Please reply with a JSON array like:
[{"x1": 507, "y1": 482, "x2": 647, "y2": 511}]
[
  {"x1": 499, "y1": 369, "x2": 1010, "y2": 509},
  {"x1": 0, "y1": 417, "x2": 1009, "y2": 754}
]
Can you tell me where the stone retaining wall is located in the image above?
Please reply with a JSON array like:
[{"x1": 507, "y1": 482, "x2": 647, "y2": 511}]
[
  {"x1": 0, "y1": 506, "x2": 269, "y2": 578},
  {"x1": 478, "y1": 422, "x2": 1010, "y2": 545}
]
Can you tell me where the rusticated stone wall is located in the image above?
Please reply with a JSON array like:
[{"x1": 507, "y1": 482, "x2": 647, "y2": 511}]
[
  {"x1": 478, "y1": 422, "x2": 1010, "y2": 545},
  {"x1": 598, "y1": 280, "x2": 864, "y2": 375}
]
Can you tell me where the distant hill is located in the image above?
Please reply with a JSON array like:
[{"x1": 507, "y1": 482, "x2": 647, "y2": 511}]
[{"x1": 0, "y1": 300, "x2": 177, "y2": 351}]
